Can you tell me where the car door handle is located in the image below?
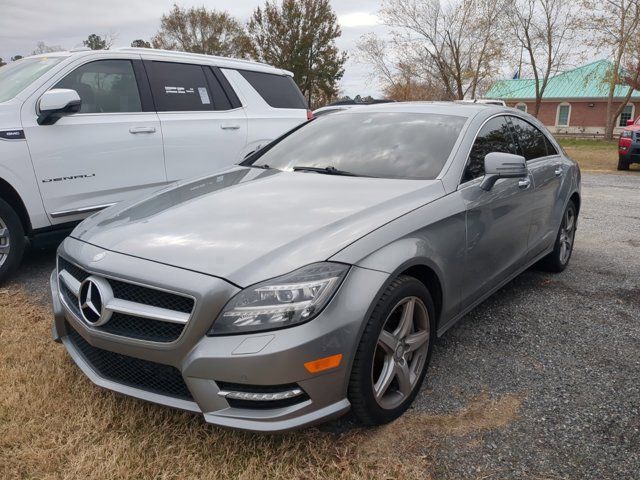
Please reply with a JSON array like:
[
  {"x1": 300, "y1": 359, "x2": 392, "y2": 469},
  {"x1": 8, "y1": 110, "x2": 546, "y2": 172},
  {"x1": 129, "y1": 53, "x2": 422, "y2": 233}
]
[
  {"x1": 518, "y1": 178, "x2": 531, "y2": 189},
  {"x1": 220, "y1": 124, "x2": 241, "y2": 130},
  {"x1": 555, "y1": 166, "x2": 563, "y2": 176},
  {"x1": 129, "y1": 127, "x2": 156, "y2": 134}
]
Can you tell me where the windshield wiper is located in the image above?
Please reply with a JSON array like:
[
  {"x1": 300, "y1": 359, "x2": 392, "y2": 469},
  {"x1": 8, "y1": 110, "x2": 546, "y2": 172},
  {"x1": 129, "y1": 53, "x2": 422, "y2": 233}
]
[
  {"x1": 246, "y1": 164, "x2": 271, "y2": 169},
  {"x1": 292, "y1": 165, "x2": 362, "y2": 177}
]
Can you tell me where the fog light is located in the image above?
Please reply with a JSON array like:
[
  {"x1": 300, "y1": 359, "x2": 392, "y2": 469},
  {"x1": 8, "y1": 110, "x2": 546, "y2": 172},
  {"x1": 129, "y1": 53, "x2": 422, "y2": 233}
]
[{"x1": 218, "y1": 387, "x2": 303, "y2": 401}]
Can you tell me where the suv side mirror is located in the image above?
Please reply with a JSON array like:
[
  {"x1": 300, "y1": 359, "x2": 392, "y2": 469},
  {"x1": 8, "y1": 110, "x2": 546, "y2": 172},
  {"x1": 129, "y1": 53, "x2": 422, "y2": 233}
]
[
  {"x1": 480, "y1": 152, "x2": 527, "y2": 191},
  {"x1": 37, "y1": 89, "x2": 81, "y2": 125},
  {"x1": 627, "y1": 119, "x2": 635, "y2": 126}
]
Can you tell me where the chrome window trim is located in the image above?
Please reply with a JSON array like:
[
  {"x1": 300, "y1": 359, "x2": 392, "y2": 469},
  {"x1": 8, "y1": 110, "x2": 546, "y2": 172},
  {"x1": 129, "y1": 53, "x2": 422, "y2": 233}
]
[{"x1": 457, "y1": 112, "x2": 561, "y2": 189}]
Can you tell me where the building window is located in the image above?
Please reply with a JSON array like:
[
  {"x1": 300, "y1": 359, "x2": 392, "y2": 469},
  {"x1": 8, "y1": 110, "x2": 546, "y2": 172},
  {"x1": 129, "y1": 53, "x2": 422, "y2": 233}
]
[
  {"x1": 515, "y1": 103, "x2": 527, "y2": 112},
  {"x1": 556, "y1": 103, "x2": 571, "y2": 127},
  {"x1": 619, "y1": 104, "x2": 634, "y2": 127}
]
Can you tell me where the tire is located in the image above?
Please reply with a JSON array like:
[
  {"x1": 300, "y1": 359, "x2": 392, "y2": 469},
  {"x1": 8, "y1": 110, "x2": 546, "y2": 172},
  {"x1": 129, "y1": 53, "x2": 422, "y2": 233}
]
[
  {"x1": 0, "y1": 198, "x2": 26, "y2": 284},
  {"x1": 617, "y1": 155, "x2": 630, "y2": 171},
  {"x1": 539, "y1": 200, "x2": 577, "y2": 273},
  {"x1": 348, "y1": 275, "x2": 436, "y2": 426}
]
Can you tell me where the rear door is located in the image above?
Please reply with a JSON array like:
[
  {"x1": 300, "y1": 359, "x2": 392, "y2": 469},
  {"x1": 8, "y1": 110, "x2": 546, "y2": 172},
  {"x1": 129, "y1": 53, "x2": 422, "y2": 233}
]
[
  {"x1": 459, "y1": 115, "x2": 535, "y2": 306},
  {"x1": 145, "y1": 60, "x2": 248, "y2": 181},
  {"x1": 22, "y1": 57, "x2": 166, "y2": 223},
  {"x1": 509, "y1": 116, "x2": 563, "y2": 259}
]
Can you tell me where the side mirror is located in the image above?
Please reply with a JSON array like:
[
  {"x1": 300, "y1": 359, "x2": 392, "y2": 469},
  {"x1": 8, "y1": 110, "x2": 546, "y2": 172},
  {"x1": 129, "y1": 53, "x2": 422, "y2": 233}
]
[
  {"x1": 627, "y1": 119, "x2": 635, "y2": 126},
  {"x1": 37, "y1": 89, "x2": 81, "y2": 125},
  {"x1": 480, "y1": 152, "x2": 527, "y2": 191}
]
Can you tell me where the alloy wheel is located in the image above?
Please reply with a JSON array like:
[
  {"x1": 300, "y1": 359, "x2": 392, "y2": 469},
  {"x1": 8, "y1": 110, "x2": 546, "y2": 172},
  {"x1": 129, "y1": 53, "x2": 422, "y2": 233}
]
[
  {"x1": 559, "y1": 206, "x2": 575, "y2": 265},
  {"x1": 371, "y1": 296, "x2": 430, "y2": 410},
  {"x1": 0, "y1": 217, "x2": 10, "y2": 268}
]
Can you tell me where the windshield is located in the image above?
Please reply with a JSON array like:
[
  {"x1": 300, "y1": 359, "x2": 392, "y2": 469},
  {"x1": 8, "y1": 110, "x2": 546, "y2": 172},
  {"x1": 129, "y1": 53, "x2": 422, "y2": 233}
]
[
  {"x1": 0, "y1": 57, "x2": 66, "y2": 103},
  {"x1": 249, "y1": 112, "x2": 467, "y2": 180}
]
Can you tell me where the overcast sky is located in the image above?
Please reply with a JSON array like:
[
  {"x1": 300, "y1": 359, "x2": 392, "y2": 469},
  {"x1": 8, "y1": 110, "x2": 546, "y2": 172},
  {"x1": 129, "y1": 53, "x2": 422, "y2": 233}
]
[{"x1": 0, "y1": 0, "x2": 389, "y2": 97}]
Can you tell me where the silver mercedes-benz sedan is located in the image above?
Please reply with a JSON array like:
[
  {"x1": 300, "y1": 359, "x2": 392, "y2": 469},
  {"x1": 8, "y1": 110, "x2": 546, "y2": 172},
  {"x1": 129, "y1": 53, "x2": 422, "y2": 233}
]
[{"x1": 50, "y1": 102, "x2": 580, "y2": 432}]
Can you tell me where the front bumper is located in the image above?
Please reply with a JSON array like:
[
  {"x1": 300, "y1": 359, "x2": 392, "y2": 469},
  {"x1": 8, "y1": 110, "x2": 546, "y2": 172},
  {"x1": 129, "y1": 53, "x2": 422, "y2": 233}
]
[{"x1": 51, "y1": 237, "x2": 388, "y2": 432}]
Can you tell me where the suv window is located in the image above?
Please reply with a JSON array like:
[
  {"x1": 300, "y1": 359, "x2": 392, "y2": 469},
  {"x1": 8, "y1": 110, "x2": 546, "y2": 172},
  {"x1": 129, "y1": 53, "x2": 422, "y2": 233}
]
[
  {"x1": 147, "y1": 62, "x2": 216, "y2": 112},
  {"x1": 462, "y1": 116, "x2": 517, "y2": 183},
  {"x1": 55, "y1": 60, "x2": 141, "y2": 113},
  {"x1": 238, "y1": 70, "x2": 307, "y2": 109},
  {"x1": 510, "y1": 117, "x2": 551, "y2": 160}
]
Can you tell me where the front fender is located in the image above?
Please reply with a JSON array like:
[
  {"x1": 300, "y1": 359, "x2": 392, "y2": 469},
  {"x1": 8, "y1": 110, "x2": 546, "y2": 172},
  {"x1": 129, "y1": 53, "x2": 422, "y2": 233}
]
[
  {"x1": 330, "y1": 194, "x2": 467, "y2": 326},
  {"x1": 0, "y1": 139, "x2": 49, "y2": 230}
]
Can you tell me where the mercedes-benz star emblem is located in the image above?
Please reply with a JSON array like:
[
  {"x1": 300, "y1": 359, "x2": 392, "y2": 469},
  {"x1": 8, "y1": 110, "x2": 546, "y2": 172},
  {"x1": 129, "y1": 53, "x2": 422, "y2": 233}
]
[{"x1": 78, "y1": 276, "x2": 113, "y2": 326}]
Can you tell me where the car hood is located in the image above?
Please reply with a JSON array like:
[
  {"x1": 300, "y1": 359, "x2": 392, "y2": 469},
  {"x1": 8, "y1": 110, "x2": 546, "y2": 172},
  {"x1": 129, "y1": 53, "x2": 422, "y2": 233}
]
[{"x1": 73, "y1": 167, "x2": 445, "y2": 287}]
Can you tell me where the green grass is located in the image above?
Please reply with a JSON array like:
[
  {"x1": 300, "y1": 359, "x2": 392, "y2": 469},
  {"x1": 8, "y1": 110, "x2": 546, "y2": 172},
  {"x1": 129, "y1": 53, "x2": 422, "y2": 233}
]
[{"x1": 557, "y1": 137, "x2": 618, "y2": 149}]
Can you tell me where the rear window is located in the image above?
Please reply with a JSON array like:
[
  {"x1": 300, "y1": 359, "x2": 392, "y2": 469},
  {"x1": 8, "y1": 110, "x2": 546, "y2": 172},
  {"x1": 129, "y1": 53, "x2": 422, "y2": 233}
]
[
  {"x1": 249, "y1": 112, "x2": 466, "y2": 180},
  {"x1": 238, "y1": 70, "x2": 307, "y2": 109}
]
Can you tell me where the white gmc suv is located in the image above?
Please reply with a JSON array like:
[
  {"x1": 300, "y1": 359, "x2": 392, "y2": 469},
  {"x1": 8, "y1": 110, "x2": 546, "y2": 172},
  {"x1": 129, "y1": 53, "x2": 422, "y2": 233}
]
[{"x1": 0, "y1": 48, "x2": 310, "y2": 281}]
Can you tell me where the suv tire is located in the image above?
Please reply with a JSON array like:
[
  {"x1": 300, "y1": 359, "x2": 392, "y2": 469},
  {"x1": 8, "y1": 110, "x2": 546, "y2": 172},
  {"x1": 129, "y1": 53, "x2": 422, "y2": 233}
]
[{"x1": 0, "y1": 198, "x2": 26, "y2": 284}]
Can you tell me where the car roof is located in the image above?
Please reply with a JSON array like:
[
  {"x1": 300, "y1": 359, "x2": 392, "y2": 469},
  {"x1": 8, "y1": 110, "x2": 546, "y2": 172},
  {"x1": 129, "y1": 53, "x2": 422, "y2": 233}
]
[
  {"x1": 27, "y1": 48, "x2": 293, "y2": 76},
  {"x1": 324, "y1": 101, "x2": 508, "y2": 118}
]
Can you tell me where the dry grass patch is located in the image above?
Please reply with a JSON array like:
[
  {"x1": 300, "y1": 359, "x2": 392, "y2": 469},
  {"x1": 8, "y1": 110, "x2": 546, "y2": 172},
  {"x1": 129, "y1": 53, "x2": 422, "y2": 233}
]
[
  {"x1": 1, "y1": 287, "x2": 522, "y2": 479},
  {"x1": 357, "y1": 392, "x2": 523, "y2": 478}
]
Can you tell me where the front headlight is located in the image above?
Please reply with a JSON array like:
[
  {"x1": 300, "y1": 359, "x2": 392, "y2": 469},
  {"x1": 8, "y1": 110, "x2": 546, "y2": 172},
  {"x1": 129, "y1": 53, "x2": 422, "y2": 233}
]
[
  {"x1": 621, "y1": 130, "x2": 633, "y2": 138},
  {"x1": 208, "y1": 262, "x2": 349, "y2": 335}
]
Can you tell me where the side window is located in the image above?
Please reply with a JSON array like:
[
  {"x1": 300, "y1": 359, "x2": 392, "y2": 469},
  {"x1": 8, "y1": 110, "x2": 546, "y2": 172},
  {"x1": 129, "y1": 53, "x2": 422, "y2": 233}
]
[
  {"x1": 462, "y1": 116, "x2": 517, "y2": 183},
  {"x1": 147, "y1": 62, "x2": 213, "y2": 112},
  {"x1": 55, "y1": 60, "x2": 141, "y2": 113},
  {"x1": 544, "y1": 135, "x2": 558, "y2": 156},
  {"x1": 510, "y1": 117, "x2": 550, "y2": 160},
  {"x1": 203, "y1": 67, "x2": 232, "y2": 111},
  {"x1": 238, "y1": 70, "x2": 307, "y2": 109}
]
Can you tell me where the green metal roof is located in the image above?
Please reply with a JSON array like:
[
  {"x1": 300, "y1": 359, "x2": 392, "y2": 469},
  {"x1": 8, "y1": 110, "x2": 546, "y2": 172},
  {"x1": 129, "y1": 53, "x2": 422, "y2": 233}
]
[{"x1": 486, "y1": 60, "x2": 640, "y2": 100}]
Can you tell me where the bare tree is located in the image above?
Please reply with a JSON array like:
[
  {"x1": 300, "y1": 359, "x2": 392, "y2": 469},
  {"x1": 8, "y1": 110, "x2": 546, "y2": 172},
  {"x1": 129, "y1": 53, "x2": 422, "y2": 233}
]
[
  {"x1": 356, "y1": 34, "x2": 447, "y2": 100},
  {"x1": 371, "y1": 0, "x2": 505, "y2": 100},
  {"x1": 507, "y1": 0, "x2": 580, "y2": 117},
  {"x1": 582, "y1": 0, "x2": 640, "y2": 139},
  {"x1": 32, "y1": 41, "x2": 64, "y2": 55}
]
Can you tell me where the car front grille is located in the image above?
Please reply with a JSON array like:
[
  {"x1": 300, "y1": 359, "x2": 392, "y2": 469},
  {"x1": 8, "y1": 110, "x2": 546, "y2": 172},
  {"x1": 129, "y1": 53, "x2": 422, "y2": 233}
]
[
  {"x1": 66, "y1": 322, "x2": 193, "y2": 401},
  {"x1": 58, "y1": 256, "x2": 194, "y2": 343}
]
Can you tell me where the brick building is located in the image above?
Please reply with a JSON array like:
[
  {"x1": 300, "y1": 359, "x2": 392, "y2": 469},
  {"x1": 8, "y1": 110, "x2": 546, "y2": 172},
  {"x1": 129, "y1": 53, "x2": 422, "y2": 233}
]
[{"x1": 486, "y1": 60, "x2": 640, "y2": 136}]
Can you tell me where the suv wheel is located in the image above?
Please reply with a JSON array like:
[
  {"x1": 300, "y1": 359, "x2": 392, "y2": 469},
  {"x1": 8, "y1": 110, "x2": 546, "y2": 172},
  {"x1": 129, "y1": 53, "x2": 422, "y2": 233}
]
[
  {"x1": 617, "y1": 155, "x2": 630, "y2": 171},
  {"x1": 348, "y1": 276, "x2": 435, "y2": 426},
  {"x1": 0, "y1": 198, "x2": 26, "y2": 283},
  {"x1": 539, "y1": 200, "x2": 577, "y2": 273}
]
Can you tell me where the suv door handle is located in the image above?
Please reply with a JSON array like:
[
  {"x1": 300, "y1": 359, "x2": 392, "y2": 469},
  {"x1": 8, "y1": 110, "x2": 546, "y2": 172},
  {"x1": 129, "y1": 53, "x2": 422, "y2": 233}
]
[
  {"x1": 129, "y1": 127, "x2": 156, "y2": 134},
  {"x1": 518, "y1": 178, "x2": 531, "y2": 189},
  {"x1": 555, "y1": 166, "x2": 563, "y2": 176},
  {"x1": 221, "y1": 124, "x2": 240, "y2": 130}
]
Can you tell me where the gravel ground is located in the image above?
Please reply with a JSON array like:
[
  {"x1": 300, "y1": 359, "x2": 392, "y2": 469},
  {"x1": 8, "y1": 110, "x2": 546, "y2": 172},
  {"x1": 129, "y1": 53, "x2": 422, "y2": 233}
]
[{"x1": 7, "y1": 171, "x2": 639, "y2": 479}]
